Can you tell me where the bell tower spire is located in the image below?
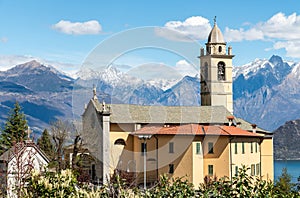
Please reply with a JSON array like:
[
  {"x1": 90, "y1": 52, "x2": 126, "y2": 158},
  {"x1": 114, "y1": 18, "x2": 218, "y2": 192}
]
[{"x1": 199, "y1": 18, "x2": 234, "y2": 113}]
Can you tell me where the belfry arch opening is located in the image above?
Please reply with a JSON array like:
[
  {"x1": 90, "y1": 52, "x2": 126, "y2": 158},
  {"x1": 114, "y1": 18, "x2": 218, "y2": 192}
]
[{"x1": 217, "y1": 61, "x2": 226, "y2": 81}]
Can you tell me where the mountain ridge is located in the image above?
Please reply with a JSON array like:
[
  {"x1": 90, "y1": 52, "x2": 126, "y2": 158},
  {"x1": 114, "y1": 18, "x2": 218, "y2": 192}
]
[
  {"x1": 0, "y1": 55, "x2": 299, "y2": 134},
  {"x1": 274, "y1": 119, "x2": 300, "y2": 160},
  {"x1": 233, "y1": 55, "x2": 300, "y2": 131}
]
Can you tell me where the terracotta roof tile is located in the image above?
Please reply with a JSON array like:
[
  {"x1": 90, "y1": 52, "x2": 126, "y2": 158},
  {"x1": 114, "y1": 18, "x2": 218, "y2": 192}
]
[
  {"x1": 219, "y1": 126, "x2": 263, "y2": 137},
  {"x1": 132, "y1": 124, "x2": 263, "y2": 137},
  {"x1": 87, "y1": 99, "x2": 270, "y2": 134}
]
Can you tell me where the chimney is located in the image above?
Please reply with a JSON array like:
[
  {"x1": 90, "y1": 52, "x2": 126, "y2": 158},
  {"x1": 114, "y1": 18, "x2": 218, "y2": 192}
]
[
  {"x1": 227, "y1": 116, "x2": 234, "y2": 126},
  {"x1": 135, "y1": 124, "x2": 142, "y2": 131},
  {"x1": 251, "y1": 124, "x2": 257, "y2": 133}
]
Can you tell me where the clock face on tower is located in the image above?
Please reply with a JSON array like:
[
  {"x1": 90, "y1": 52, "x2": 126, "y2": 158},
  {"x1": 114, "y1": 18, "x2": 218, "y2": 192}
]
[{"x1": 217, "y1": 61, "x2": 225, "y2": 81}]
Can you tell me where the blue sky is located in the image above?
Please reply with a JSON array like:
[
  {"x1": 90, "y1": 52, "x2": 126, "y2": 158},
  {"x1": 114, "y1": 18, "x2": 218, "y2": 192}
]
[{"x1": 0, "y1": 0, "x2": 299, "y2": 75}]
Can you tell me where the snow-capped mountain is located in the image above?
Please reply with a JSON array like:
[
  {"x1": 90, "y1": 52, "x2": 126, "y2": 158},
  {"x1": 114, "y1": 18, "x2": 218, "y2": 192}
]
[
  {"x1": 147, "y1": 78, "x2": 181, "y2": 91},
  {"x1": 158, "y1": 76, "x2": 200, "y2": 106},
  {"x1": 290, "y1": 62, "x2": 300, "y2": 80},
  {"x1": 233, "y1": 55, "x2": 300, "y2": 131},
  {"x1": 0, "y1": 60, "x2": 198, "y2": 134},
  {"x1": 74, "y1": 66, "x2": 163, "y2": 105},
  {"x1": 233, "y1": 55, "x2": 293, "y2": 100},
  {"x1": 76, "y1": 66, "x2": 180, "y2": 91},
  {"x1": 233, "y1": 55, "x2": 293, "y2": 81},
  {"x1": 0, "y1": 60, "x2": 73, "y2": 92},
  {"x1": 1, "y1": 55, "x2": 300, "y2": 135},
  {"x1": 0, "y1": 60, "x2": 74, "y2": 134}
]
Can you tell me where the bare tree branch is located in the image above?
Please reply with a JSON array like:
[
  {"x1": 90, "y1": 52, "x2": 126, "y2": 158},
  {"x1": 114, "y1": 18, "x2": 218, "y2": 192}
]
[{"x1": 50, "y1": 119, "x2": 71, "y2": 171}]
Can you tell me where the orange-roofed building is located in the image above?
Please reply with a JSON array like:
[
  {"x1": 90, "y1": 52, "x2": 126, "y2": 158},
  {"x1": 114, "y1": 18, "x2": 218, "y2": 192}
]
[
  {"x1": 81, "y1": 20, "x2": 273, "y2": 187},
  {"x1": 130, "y1": 124, "x2": 270, "y2": 186}
]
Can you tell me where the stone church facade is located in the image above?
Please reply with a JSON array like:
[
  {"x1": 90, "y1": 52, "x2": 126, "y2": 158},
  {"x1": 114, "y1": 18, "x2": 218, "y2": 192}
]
[{"x1": 81, "y1": 21, "x2": 274, "y2": 187}]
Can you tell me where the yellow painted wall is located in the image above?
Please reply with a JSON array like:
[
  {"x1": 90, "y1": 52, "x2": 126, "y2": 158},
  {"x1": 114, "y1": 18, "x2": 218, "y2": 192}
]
[
  {"x1": 260, "y1": 138, "x2": 274, "y2": 181},
  {"x1": 192, "y1": 141, "x2": 204, "y2": 186},
  {"x1": 231, "y1": 138, "x2": 261, "y2": 178},
  {"x1": 109, "y1": 123, "x2": 135, "y2": 174},
  {"x1": 107, "y1": 124, "x2": 273, "y2": 186},
  {"x1": 132, "y1": 135, "x2": 195, "y2": 185},
  {"x1": 203, "y1": 136, "x2": 230, "y2": 178}
]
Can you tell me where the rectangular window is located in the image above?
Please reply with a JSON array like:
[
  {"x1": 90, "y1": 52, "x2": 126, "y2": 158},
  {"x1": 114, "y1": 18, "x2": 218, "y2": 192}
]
[
  {"x1": 250, "y1": 142, "x2": 253, "y2": 153},
  {"x1": 251, "y1": 164, "x2": 255, "y2": 176},
  {"x1": 208, "y1": 165, "x2": 213, "y2": 176},
  {"x1": 234, "y1": 142, "x2": 238, "y2": 154},
  {"x1": 91, "y1": 164, "x2": 96, "y2": 180},
  {"x1": 141, "y1": 143, "x2": 147, "y2": 156},
  {"x1": 169, "y1": 142, "x2": 174, "y2": 153},
  {"x1": 169, "y1": 164, "x2": 174, "y2": 174},
  {"x1": 255, "y1": 142, "x2": 258, "y2": 153},
  {"x1": 196, "y1": 142, "x2": 201, "y2": 154},
  {"x1": 208, "y1": 142, "x2": 214, "y2": 154},
  {"x1": 235, "y1": 166, "x2": 239, "y2": 176},
  {"x1": 256, "y1": 163, "x2": 260, "y2": 176},
  {"x1": 242, "y1": 142, "x2": 245, "y2": 154}
]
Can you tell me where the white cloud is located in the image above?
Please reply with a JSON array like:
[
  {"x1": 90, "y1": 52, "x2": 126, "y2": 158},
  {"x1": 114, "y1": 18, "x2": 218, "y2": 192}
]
[
  {"x1": 174, "y1": 60, "x2": 198, "y2": 77},
  {"x1": 156, "y1": 16, "x2": 212, "y2": 41},
  {"x1": 0, "y1": 37, "x2": 8, "y2": 43},
  {"x1": 261, "y1": 12, "x2": 300, "y2": 40},
  {"x1": 224, "y1": 27, "x2": 264, "y2": 42},
  {"x1": 273, "y1": 41, "x2": 300, "y2": 58},
  {"x1": 0, "y1": 55, "x2": 36, "y2": 71},
  {"x1": 224, "y1": 12, "x2": 300, "y2": 58},
  {"x1": 52, "y1": 20, "x2": 102, "y2": 35},
  {"x1": 225, "y1": 12, "x2": 300, "y2": 42}
]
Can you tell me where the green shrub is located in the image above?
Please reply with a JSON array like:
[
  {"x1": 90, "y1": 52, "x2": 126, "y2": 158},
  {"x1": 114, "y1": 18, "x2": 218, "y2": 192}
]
[
  {"x1": 22, "y1": 169, "x2": 137, "y2": 198},
  {"x1": 141, "y1": 174, "x2": 195, "y2": 198},
  {"x1": 22, "y1": 169, "x2": 78, "y2": 197},
  {"x1": 198, "y1": 165, "x2": 300, "y2": 198},
  {"x1": 21, "y1": 166, "x2": 300, "y2": 197}
]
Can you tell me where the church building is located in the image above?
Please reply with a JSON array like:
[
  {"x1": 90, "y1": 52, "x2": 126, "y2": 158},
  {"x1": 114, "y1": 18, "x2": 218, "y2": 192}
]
[{"x1": 81, "y1": 20, "x2": 274, "y2": 187}]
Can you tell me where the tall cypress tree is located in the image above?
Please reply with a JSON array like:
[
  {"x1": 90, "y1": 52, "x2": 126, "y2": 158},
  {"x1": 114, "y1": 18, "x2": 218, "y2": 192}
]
[
  {"x1": 37, "y1": 129, "x2": 54, "y2": 159},
  {"x1": 0, "y1": 101, "x2": 28, "y2": 154}
]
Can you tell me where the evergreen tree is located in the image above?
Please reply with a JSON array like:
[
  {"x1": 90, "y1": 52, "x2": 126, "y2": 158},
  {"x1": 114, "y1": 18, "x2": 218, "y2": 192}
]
[
  {"x1": 0, "y1": 102, "x2": 28, "y2": 154},
  {"x1": 275, "y1": 168, "x2": 295, "y2": 194},
  {"x1": 37, "y1": 129, "x2": 54, "y2": 159}
]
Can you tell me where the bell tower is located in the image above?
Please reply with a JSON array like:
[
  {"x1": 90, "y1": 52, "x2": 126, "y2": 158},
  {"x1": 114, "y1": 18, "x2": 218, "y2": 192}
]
[{"x1": 199, "y1": 17, "x2": 234, "y2": 113}]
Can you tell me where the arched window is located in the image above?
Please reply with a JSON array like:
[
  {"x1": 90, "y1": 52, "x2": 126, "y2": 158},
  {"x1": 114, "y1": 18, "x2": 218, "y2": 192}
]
[
  {"x1": 114, "y1": 138, "x2": 126, "y2": 146},
  {"x1": 206, "y1": 46, "x2": 211, "y2": 54},
  {"x1": 217, "y1": 61, "x2": 226, "y2": 81},
  {"x1": 218, "y1": 46, "x2": 222, "y2": 53},
  {"x1": 204, "y1": 62, "x2": 208, "y2": 80}
]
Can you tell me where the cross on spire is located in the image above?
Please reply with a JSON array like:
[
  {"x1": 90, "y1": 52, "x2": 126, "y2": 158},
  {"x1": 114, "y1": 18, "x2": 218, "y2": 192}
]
[{"x1": 214, "y1": 16, "x2": 217, "y2": 24}]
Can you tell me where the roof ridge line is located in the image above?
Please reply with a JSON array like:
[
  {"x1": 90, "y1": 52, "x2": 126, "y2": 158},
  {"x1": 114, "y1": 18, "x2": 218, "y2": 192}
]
[{"x1": 219, "y1": 125, "x2": 231, "y2": 135}]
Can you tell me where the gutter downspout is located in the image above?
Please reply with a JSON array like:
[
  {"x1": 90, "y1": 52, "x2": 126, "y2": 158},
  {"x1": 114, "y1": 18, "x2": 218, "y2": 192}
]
[
  {"x1": 154, "y1": 135, "x2": 159, "y2": 182},
  {"x1": 259, "y1": 138, "x2": 263, "y2": 179},
  {"x1": 229, "y1": 137, "x2": 234, "y2": 181}
]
